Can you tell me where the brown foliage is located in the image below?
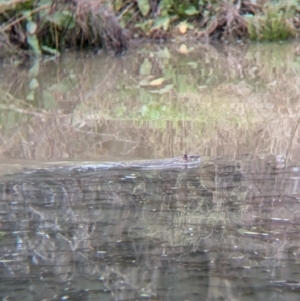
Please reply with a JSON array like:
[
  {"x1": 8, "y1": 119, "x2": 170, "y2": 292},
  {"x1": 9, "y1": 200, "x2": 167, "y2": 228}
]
[
  {"x1": 207, "y1": 3, "x2": 253, "y2": 40},
  {"x1": 74, "y1": 0, "x2": 128, "y2": 55}
]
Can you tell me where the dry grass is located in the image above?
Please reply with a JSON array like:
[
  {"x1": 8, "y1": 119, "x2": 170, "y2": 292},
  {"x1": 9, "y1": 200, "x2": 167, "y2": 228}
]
[
  {"x1": 0, "y1": 43, "x2": 300, "y2": 162},
  {"x1": 74, "y1": 0, "x2": 128, "y2": 54},
  {"x1": 207, "y1": 2, "x2": 249, "y2": 41}
]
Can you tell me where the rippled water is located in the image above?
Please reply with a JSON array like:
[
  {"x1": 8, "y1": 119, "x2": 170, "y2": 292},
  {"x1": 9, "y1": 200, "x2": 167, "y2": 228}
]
[
  {"x1": 0, "y1": 156, "x2": 300, "y2": 301},
  {"x1": 1, "y1": 42, "x2": 300, "y2": 300}
]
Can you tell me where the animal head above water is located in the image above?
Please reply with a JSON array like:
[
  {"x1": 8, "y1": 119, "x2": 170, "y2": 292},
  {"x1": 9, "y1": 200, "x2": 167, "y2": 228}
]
[{"x1": 183, "y1": 154, "x2": 201, "y2": 162}]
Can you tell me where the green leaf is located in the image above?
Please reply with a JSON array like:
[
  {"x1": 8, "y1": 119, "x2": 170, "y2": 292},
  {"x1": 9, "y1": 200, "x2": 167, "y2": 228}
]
[
  {"x1": 158, "y1": 0, "x2": 173, "y2": 15},
  {"x1": 38, "y1": 9, "x2": 47, "y2": 27},
  {"x1": 115, "y1": 0, "x2": 123, "y2": 11},
  {"x1": 153, "y1": 15, "x2": 170, "y2": 31},
  {"x1": 41, "y1": 45, "x2": 60, "y2": 56},
  {"x1": 61, "y1": 10, "x2": 75, "y2": 29},
  {"x1": 139, "y1": 58, "x2": 152, "y2": 75},
  {"x1": 49, "y1": 11, "x2": 65, "y2": 26},
  {"x1": 27, "y1": 35, "x2": 41, "y2": 55},
  {"x1": 22, "y1": 10, "x2": 31, "y2": 19},
  {"x1": 26, "y1": 90, "x2": 35, "y2": 101},
  {"x1": 29, "y1": 78, "x2": 39, "y2": 90},
  {"x1": 177, "y1": 4, "x2": 186, "y2": 15},
  {"x1": 138, "y1": 0, "x2": 150, "y2": 17},
  {"x1": 156, "y1": 47, "x2": 171, "y2": 58},
  {"x1": 28, "y1": 59, "x2": 40, "y2": 77},
  {"x1": 185, "y1": 5, "x2": 199, "y2": 16},
  {"x1": 26, "y1": 20, "x2": 37, "y2": 34},
  {"x1": 48, "y1": 11, "x2": 75, "y2": 28}
]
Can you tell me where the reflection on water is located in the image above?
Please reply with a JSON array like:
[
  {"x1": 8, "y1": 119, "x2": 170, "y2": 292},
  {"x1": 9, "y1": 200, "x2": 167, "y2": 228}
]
[
  {"x1": 0, "y1": 156, "x2": 300, "y2": 301},
  {"x1": 1, "y1": 42, "x2": 300, "y2": 300},
  {"x1": 1, "y1": 42, "x2": 300, "y2": 162}
]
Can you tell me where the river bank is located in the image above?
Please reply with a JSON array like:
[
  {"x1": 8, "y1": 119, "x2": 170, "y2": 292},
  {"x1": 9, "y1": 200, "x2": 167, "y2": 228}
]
[{"x1": 0, "y1": 0, "x2": 299, "y2": 58}]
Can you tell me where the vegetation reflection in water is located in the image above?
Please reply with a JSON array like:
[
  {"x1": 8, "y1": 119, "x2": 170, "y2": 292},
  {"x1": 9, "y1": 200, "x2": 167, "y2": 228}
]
[
  {"x1": 0, "y1": 155, "x2": 300, "y2": 301},
  {"x1": 0, "y1": 42, "x2": 300, "y2": 300},
  {"x1": 1, "y1": 43, "x2": 300, "y2": 163}
]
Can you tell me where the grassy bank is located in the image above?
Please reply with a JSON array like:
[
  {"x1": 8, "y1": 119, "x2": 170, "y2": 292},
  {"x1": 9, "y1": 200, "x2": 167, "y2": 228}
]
[{"x1": 0, "y1": 0, "x2": 299, "y2": 58}]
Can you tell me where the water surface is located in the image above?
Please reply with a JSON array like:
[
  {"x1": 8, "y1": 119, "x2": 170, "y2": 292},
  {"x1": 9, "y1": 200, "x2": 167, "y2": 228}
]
[{"x1": 0, "y1": 42, "x2": 300, "y2": 300}]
